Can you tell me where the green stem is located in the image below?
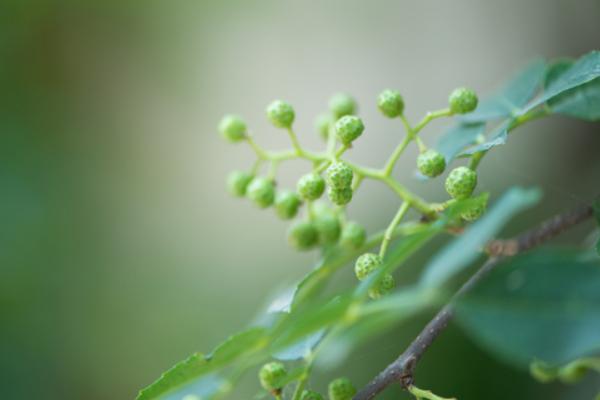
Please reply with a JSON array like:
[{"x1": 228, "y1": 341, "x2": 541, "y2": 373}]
[
  {"x1": 468, "y1": 151, "x2": 485, "y2": 170},
  {"x1": 382, "y1": 176, "x2": 434, "y2": 216},
  {"x1": 412, "y1": 108, "x2": 453, "y2": 134},
  {"x1": 379, "y1": 201, "x2": 410, "y2": 258},
  {"x1": 409, "y1": 385, "x2": 456, "y2": 400},
  {"x1": 383, "y1": 135, "x2": 412, "y2": 176}
]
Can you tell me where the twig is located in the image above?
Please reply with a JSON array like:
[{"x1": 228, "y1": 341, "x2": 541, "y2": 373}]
[{"x1": 354, "y1": 203, "x2": 594, "y2": 400}]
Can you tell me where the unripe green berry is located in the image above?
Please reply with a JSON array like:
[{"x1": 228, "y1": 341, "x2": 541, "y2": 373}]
[
  {"x1": 340, "y1": 222, "x2": 366, "y2": 249},
  {"x1": 335, "y1": 115, "x2": 364, "y2": 146},
  {"x1": 287, "y1": 220, "x2": 319, "y2": 251},
  {"x1": 327, "y1": 186, "x2": 353, "y2": 206},
  {"x1": 448, "y1": 87, "x2": 478, "y2": 114},
  {"x1": 247, "y1": 177, "x2": 276, "y2": 208},
  {"x1": 315, "y1": 114, "x2": 331, "y2": 141},
  {"x1": 328, "y1": 377, "x2": 356, "y2": 400},
  {"x1": 300, "y1": 390, "x2": 324, "y2": 400},
  {"x1": 267, "y1": 100, "x2": 295, "y2": 129},
  {"x1": 259, "y1": 362, "x2": 287, "y2": 391},
  {"x1": 218, "y1": 115, "x2": 247, "y2": 142},
  {"x1": 326, "y1": 162, "x2": 354, "y2": 190},
  {"x1": 417, "y1": 149, "x2": 446, "y2": 178},
  {"x1": 329, "y1": 93, "x2": 357, "y2": 120},
  {"x1": 314, "y1": 213, "x2": 341, "y2": 245},
  {"x1": 227, "y1": 171, "x2": 254, "y2": 197},
  {"x1": 275, "y1": 191, "x2": 301, "y2": 220},
  {"x1": 461, "y1": 202, "x2": 486, "y2": 222},
  {"x1": 445, "y1": 166, "x2": 477, "y2": 199},
  {"x1": 354, "y1": 253, "x2": 382, "y2": 281},
  {"x1": 297, "y1": 173, "x2": 325, "y2": 201},
  {"x1": 368, "y1": 273, "x2": 395, "y2": 299},
  {"x1": 377, "y1": 89, "x2": 405, "y2": 118}
]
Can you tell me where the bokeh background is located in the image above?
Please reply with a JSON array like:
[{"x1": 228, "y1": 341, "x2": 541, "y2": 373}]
[{"x1": 1, "y1": 1, "x2": 599, "y2": 399}]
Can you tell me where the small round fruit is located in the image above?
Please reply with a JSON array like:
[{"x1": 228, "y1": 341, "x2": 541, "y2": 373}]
[
  {"x1": 335, "y1": 115, "x2": 364, "y2": 146},
  {"x1": 340, "y1": 222, "x2": 366, "y2": 249},
  {"x1": 461, "y1": 202, "x2": 486, "y2": 222},
  {"x1": 314, "y1": 213, "x2": 341, "y2": 245},
  {"x1": 275, "y1": 191, "x2": 301, "y2": 220},
  {"x1": 445, "y1": 166, "x2": 477, "y2": 199},
  {"x1": 417, "y1": 149, "x2": 446, "y2": 178},
  {"x1": 287, "y1": 221, "x2": 319, "y2": 251},
  {"x1": 218, "y1": 115, "x2": 247, "y2": 142},
  {"x1": 354, "y1": 253, "x2": 382, "y2": 281},
  {"x1": 377, "y1": 89, "x2": 404, "y2": 118},
  {"x1": 329, "y1": 93, "x2": 357, "y2": 120},
  {"x1": 328, "y1": 377, "x2": 356, "y2": 400},
  {"x1": 247, "y1": 177, "x2": 276, "y2": 208},
  {"x1": 368, "y1": 273, "x2": 395, "y2": 299},
  {"x1": 327, "y1": 186, "x2": 353, "y2": 206},
  {"x1": 326, "y1": 162, "x2": 353, "y2": 190},
  {"x1": 259, "y1": 362, "x2": 287, "y2": 391},
  {"x1": 448, "y1": 87, "x2": 478, "y2": 114},
  {"x1": 297, "y1": 173, "x2": 325, "y2": 201},
  {"x1": 227, "y1": 171, "x2": 254, "y2": 197},
  {"x1": 315, "y1": 114, "x2": 331, "y2": 141},
  {"x1": 266, "y1": 100, "x2": 295, "y2": 129},
  {"x1": 300, "y1": 390, "x2": 324, "y2": 400}
]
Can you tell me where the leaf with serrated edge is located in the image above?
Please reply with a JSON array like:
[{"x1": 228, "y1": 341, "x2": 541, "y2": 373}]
[
  {"x1": 462, "y1": 59, "x2": 546, "y2": 122},
  {"x1": 525, "y1": 50, "x2": 600, "y2": 113},
  {"x1": 456, "y1": 249, "x2": 600, "y2": 366}
]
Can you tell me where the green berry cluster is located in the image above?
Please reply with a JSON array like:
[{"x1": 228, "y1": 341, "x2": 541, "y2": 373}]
[{"x1": 219, "y1": 88, "x2": 484, "y2": 300}]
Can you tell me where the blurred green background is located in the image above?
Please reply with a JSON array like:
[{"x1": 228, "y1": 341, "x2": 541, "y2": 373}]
[{"x1": 1, "y1": 1, "x2": 599, "y2": 399}]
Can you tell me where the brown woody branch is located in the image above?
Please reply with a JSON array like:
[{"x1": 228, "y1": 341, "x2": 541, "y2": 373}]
[{"x1": 354, "y1": 203, "x2": 594, "y2": 400}]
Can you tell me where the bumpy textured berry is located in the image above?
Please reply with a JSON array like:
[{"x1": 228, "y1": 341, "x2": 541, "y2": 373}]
[
  {"x1": 461, "y1": 202, "x2": 486, "y2": 222},
  {"x1": 287, "y1": 221, "x2": 319, "y2": 251},
  {"x1": 300, "y1": 390, "x2": 324, "y2": 400},
  {"x1": 368, "y1": 273, "x2": 395, "y2": 299},
  {"x1": 227, "y1": 171, "x2": 254, "y2": 197},
  {"x1": 327, "y1": 186, "x2": 353, "y2": 206},
  {"x1": 218, "y1": 115, "x2": 247, "y2": 142},
  {"x1": 354, "y1": 253, "x2": 382, "y2": 281},
  {"x1": 417, "y1": 149, "x2": 446, "y2": 178},
  {"x1": 314, "y1": 213, "x2": 341, "y2": 245},
  {"x1": 266, "y1": 100, "x2": 295, "y2": 128},
  {"x1": 340, "y1": 222, "x2": 366, "y2": 249},
  {"x1": 329, "y1": 93, "x2": 357, "y2": 120},
  {"x1": 247, "y1": 177, "x2": 276, "y2": 208},
  {"x1": 315, "y1": 114, "x2": 331, "y2": 141},
  {"x1": 259, "y1": 362, "x2": 287, "y2": 391},
  {"x1": 328, "y1": 377, "x2": 356, "y2": 400},
  {"x1": 448, "y1": 87, "x2": 478, "y2": 114},
  {"x1": 445, "y1": 166, "x2": 477, "y2": 199},
  {"x1": 377, "y1": 89, "x2": 404, "y2": 118},
  {"x1": 335, "y1": 115, "x2": 364, "y2": 145},
  {"x1": 275, "y1": 191, "x2": 301, "y2": 220},
  {"x1": 297, "y1": 173, "x2": 325, "y2": 201},
  {"x1": 326, "y1": 162, "x2": 353, "y2": 190}
]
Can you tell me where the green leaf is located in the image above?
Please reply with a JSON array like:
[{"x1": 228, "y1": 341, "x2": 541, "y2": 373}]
[
  {"x1": 137, "y1": 353, "x2": 211, "y2": 400},
  {"x1": 420, "y1": 187, "x2": 541, "y2": 288},
  {"x1": 526, "y1": 50, "x2": 600, "y2": 112},
  {"x1": 435, "y1": 122, "x2": 486, "y2": 163},
  {"x1": 272, "y1": 330, "x2": 324, "y2": 360},
  {"x1": 458, "y1": 125, "x2": 508, "y2": 157},
  {"x1": 315, "y1": 287, "x2": 437, "y2": 368},
  {"x1": 455, "y1": 249, "x2": 600, "y2": 367},
  {"x1": 137, "y1": 327, "x2": 269, "y2": 400},
  {"x1": 462, "y1": 59, "x2": 546, "y2": 122}
]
